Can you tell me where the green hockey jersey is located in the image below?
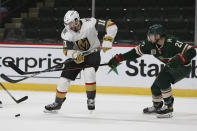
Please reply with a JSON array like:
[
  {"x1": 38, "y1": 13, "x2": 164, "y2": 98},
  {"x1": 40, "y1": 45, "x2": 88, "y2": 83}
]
[{"x1": 135, "y1": 35, "x2": 192, "y2": 64}]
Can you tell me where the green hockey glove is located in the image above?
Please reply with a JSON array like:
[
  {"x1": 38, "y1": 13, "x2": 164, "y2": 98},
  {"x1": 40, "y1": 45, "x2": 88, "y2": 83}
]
[
  {"x1": 168, "y1": 53, "x2": 186, "y2": 68},
  {"x1": 108, "y1": 54, "x2": 124, "y2": 69}
]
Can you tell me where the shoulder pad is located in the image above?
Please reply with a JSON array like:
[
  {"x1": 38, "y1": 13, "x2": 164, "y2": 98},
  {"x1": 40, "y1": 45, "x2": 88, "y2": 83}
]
[
  {"x1": 61, "y1": 28, "x2": 72, "y2": 40},
  {"x1": 82, "y1": 18, "x2": 96, "y2": 26},
  {"x1": 89, "y1": 17, "x2": 96, "y2": 23}
]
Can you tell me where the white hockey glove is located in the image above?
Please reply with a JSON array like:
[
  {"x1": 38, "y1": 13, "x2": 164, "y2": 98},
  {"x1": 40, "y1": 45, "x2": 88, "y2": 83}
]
[
  {"x1": 72, "y1": 51, "x2": 84, "y2": 64},
  {"x1": 102, "y1": 36, "x2": 113, "y2": 53}
]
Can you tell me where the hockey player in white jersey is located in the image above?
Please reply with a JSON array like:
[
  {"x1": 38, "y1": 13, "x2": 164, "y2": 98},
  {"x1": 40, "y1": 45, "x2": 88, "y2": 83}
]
[{"x1": 45, "y1": 10, "x2": 118, "y2": 112}]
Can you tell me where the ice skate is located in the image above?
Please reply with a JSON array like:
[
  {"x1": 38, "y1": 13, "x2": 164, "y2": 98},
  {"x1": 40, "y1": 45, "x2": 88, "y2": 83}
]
[
  {"x1": 44, "y1": 97, "x2": 66, "y2": 113},
  {"x1": 87, "y1": 99, "x2": 95, "y2": 111},
  {"x1": 143, "y1": 101, "x2": 163, "y2": 114},
  {"x1": 44, "y1": 102, "x2": 62, "y2": 113},
  {"x1": 157, "y1": 97, "x2": 174, "y2": 118},
  {"x1": 156, "y1": 104, "x2": 173, "y2": 118}
]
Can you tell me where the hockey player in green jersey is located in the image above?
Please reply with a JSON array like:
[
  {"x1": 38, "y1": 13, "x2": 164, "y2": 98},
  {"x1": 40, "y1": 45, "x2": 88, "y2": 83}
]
[{"x1": 108, "y1": 24, "x2": 196, "y2": 118}]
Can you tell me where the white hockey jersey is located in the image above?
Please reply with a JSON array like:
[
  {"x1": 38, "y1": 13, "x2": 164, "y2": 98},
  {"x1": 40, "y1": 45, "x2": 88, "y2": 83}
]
[{"x1": 61, "y1": 17, "x2": 118, "y2": 58}]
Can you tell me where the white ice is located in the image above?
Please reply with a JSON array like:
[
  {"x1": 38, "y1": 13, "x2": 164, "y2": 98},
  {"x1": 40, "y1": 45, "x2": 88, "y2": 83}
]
[{"x1": 0, "y1": 90, "x2": 197, "y2": 131}]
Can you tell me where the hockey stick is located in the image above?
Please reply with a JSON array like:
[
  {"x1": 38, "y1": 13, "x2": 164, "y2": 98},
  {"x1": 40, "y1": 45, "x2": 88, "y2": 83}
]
[
  {"x1": 8, "y1": 62, "x2": 108, "y2": 75},
  {"x1": 7, "y1": 47, "x2": 101, "y2": 75},
  {"x1": 8, "y1": 62, "x2": 29, "y2": 75},
  {"x1": 7, "y1": 58, "x2": 73, "y2": 75},
  {"x1": 0, "y1": 58, "x2": 75, "y2": 83},
  {"x1": 1, "y1": 48, "x2": 103, "y2": 83},
  {"x1": 0, "y1": 82, "x2": 28, "y2": 104},
  {"x1": 0, "y1": 63, "x2": 108, "y2": 83}
]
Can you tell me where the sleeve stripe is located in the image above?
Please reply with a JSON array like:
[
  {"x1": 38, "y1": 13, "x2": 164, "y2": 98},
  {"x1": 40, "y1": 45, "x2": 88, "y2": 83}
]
[
  {"x1": 135, "y1": 46, "x2": 143, "y2": 56},
  {"x1": 107, "y1": 22, "x2": 116, "y2": 27},
  {"x1": 106, "y1": 21, "x2": 116, "y2": 29},
  {"x1": 181, "y1": 44, "x2": 189, "y2": 54},
  {"x1": 177, "y1": 53, "x2": 186, "y2": 63}
]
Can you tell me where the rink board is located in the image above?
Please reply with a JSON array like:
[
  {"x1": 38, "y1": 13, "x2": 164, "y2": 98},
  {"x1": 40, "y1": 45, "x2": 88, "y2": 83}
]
[{"x1": 0, "y1": 42, "x2": 197, "y2": 97}]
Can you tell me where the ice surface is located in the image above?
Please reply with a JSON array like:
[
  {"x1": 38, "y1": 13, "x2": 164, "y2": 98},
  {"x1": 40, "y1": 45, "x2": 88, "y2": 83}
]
[{"x1": 0, "y1": 90, "x2": 197, "y2": 131}]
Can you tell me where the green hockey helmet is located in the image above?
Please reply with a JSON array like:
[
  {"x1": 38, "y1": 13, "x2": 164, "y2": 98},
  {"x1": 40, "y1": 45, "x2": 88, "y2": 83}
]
[{"x1": 147, "y1": 24, "x2": 166, "y2": 37}]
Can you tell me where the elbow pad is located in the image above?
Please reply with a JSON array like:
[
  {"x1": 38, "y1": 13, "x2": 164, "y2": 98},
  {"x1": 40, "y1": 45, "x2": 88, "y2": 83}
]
[
  {"x1": 183, "y1": 47, "x2": 196, "y2": 62},
  {"x1": 122, "y1": 49, "x2": 141, "y2": 61}
]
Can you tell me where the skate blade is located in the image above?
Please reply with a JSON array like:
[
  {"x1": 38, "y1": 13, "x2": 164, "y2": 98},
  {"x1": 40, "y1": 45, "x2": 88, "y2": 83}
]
[
  {"x1": 89, "y1": 110, "x2": 94, "y2": 114},
  {"x1": 143, "y1": 112, "x2": 157, "y2": 116},
  {"x1": 143, "y1": 111, "x2": 157, "y2": 115},
  {"x1": 43, "y1": 109, "x2": 58, "y2": 114},
  {"x1": 157, "y1": 112, "x2": 173, "y2": 118}
]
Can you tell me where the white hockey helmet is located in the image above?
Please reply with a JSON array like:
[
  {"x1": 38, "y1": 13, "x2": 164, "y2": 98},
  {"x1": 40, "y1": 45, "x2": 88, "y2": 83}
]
[{"x1": 64, "y1": 10, "x2": 80, "y2": 27}]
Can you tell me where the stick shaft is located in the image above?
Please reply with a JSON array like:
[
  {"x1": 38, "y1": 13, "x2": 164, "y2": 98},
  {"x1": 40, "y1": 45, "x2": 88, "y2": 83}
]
[
  {"x1": 0, "y1": 64, "x2": 108, "y2": 83},
  {"x1": 0, "y1": 82, "x2": 28, "y2": 103},
  {"x1": 8, "y1": 47, "x2": 101, "y2": 75}
]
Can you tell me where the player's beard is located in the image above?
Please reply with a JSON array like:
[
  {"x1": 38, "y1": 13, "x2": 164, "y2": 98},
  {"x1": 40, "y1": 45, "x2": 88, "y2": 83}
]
[
  {"x1": 155, "y1": 39, "x2": 160, "y2": 44},
  {"x1": 73, "y1": 26, "x2": 78, "y2": 32},
  {"x1": 73, "y1": 24, "x2": 81, "y2": 32}
]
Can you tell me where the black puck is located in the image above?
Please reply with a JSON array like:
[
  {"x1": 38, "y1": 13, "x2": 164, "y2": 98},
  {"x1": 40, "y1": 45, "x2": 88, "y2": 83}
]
[{"x1": 15, "y1": 114, "x2": 20, "y2": 117}]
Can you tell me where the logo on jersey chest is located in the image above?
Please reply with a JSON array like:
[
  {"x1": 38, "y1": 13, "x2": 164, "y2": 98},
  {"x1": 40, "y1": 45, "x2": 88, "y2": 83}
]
[{"x1": 76, "y1": 37, "x2": 90, "y2": 51}]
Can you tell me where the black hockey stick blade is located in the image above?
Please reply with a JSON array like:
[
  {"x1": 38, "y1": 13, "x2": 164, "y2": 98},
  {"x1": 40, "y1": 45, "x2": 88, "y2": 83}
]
[
  {"x1": 8, "y1": 62, "x2": 26, "y2": 75},
  {"x1": 0, "y1": 73, "x2": 27, "y2": 83},
  {"x1": 16, "y1": 96, "x2": 28, "y2": 104},
  {"x1": 0, "y1": 82, "x2": 28, "y2": 104}
]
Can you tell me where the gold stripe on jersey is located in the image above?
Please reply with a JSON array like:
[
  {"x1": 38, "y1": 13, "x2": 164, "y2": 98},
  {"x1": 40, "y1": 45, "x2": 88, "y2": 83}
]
[
  {"x1": 72, "y1": 51, "x2": 77, "y2": 58},
  {"x1": 103, "y1": 36, "x2": 113, "y2": 42},
  {"x1": 105, "y1": 21, "x2": 115, "y2": 29}
]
